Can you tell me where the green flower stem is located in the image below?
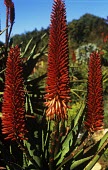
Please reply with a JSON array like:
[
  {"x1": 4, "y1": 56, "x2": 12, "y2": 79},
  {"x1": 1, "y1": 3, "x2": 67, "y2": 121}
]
[
  {"x1": 49, "y1": 121, "x2": 59, "y2": 170},
  {"x1": 54, "y1": 120, "x2": 65, "y2": 156}
]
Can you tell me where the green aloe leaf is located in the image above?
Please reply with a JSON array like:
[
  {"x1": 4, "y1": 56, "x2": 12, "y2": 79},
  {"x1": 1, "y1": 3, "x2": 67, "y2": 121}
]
[
  {"x1": 6, "y1": 166, "x2": 11, "y2": 170},
  {"x1": 73, "y1": 101, "x2": 85, "y2": 128},
  {"x1": 55, "y1": 130, "x2": 73, "y2": 166},
  {"x1": 97, "y1": 131, "x2": 108, "y2": 151},
  {"x1": 25, "y1": 93, "x2": 34, "y2": 114},
  {"x1": 7, "y1": 163, "x2": 24, "y2": 170},
  {"x1": 24, "y1": 137, "x2": 41, "y2": 168},
  {"x1": 0, "y1": 69, "x2": 5, "y2": 74},
  {"x1": 0, "y1": 26, "x2": 8, "y2": 35},
  {"x1": 0, "y1": 92, "x2": 3, "y2": 94},
  {"x1": 70, "y1": 155, "x2": 93, "y2": 170},
  {"x1": 71, "y1": 89, "x2": 83, "y2": 99},
  {"x1": 21, "y1": 37, "x2": 33, "y2": 58},
  {"x1": 84, "y1": 132, "x2": 108, "y2": 170},
  {"x1": 29, "y1": 44, "x2": 37, "y2": 58},
  {"x1": 31, "y1": 44, "x2": 47, "y2": 60},
  {"x1": 23, "y1": 46, "x2": 47, "y2": 79},
  {"x1": 0, "y1": 77, "x2": 4, "y2": 82}
]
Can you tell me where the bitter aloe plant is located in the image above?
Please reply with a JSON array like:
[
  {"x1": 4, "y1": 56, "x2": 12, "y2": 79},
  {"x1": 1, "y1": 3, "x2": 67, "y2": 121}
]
[{"x1": 0, "y1": 0, "x2": 108, "y2": 170}]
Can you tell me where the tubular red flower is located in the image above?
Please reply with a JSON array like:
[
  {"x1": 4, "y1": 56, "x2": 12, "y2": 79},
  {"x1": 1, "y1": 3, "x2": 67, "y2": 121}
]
[
  {"x1": 2, "y1": 45, "x2": 27, "y2": 141},
  {"x1": 45, "y1": 0, "x2": 70, "y2": 120},
  {"x1": 85, "y1": 52, "x2": 104, "y2": 132}
]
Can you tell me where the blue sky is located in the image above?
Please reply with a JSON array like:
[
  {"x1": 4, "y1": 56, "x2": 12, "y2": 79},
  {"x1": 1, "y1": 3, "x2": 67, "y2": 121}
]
[{"x1": 0, "y1": 0, "x2": 108, "y2": 42}]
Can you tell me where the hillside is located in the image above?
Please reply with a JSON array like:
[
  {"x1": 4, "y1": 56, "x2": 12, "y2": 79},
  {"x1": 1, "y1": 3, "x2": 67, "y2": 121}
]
[
  {"x1": 12, "y1": 13, "x2": 108, "y2": 50},
  {"x1": 68, "y1": 13, "x2": 108, "y2": 48}
]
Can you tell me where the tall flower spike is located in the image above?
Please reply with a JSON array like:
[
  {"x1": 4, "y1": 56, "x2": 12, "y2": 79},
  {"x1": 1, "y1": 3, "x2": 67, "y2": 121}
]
[
  {"x1": 2, "y1": 45, "x2": 27, "y2": 141},
  {"x1": 10, "y1": 2, "x2": 15, "y2": 24},
  {"x1": 45, "y1": 0, "x2": 70, "y2": 120},
  {"x1": 85, "y1": 52, "x2": 104, "y2": 133},
  {"x1": 4, "y1": 0, "x2": 12, "y2": 7},
  {"x1": 4, "y1": 0, "x2": 15, "y2": 24}
]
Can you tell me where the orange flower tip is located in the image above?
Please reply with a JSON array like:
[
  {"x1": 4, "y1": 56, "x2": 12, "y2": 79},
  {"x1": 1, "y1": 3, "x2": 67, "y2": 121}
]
[
  {"x1": 4, "y1": 136, "x2": 14, "y2": 140},
  {"x1": 0, "y1": 167, "x2": 6, "y2": 170},
  {"x1": 2, "y1": 131, "x2": 8, "y2": 135},
  {"x1": 11, "y1": 138, "x2": 17, "y2": 141}
]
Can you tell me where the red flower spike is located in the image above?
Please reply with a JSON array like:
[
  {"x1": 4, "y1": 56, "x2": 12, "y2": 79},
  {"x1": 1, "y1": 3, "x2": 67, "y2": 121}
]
[
  {"x1": 4, "y1": 0, "x2": 12, "y2": 7},
  {"x1": 45, "y1": 0, "x2": 70, "y2": 120},
  {"x1": 85, "y1": 52, "x2": 104, "y2": 133},
  {"x1": 4, "y1": 0, "x2": 15, "y2": 24},
  {"x1": 10, "y1": 2, "x2": 15, "y2": 24},
  {"x1": 2, "y1": 45, "x2": 27, "y2": 141}
]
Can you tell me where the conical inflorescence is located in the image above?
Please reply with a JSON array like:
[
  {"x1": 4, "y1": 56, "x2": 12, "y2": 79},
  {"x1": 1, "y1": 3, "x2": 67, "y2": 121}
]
[
  {"x1": 4, "y1": 0, "x2": 15, "y2": 24},
  {"x1": 45, "y1": 0, "x2": 70, "y2": 120},
  {"x1": 85, "y1": 52, "x2": 104, "y2": 133},
  {"x1": 2, "y1": 45, "x2": 27, "y2": 141}
]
